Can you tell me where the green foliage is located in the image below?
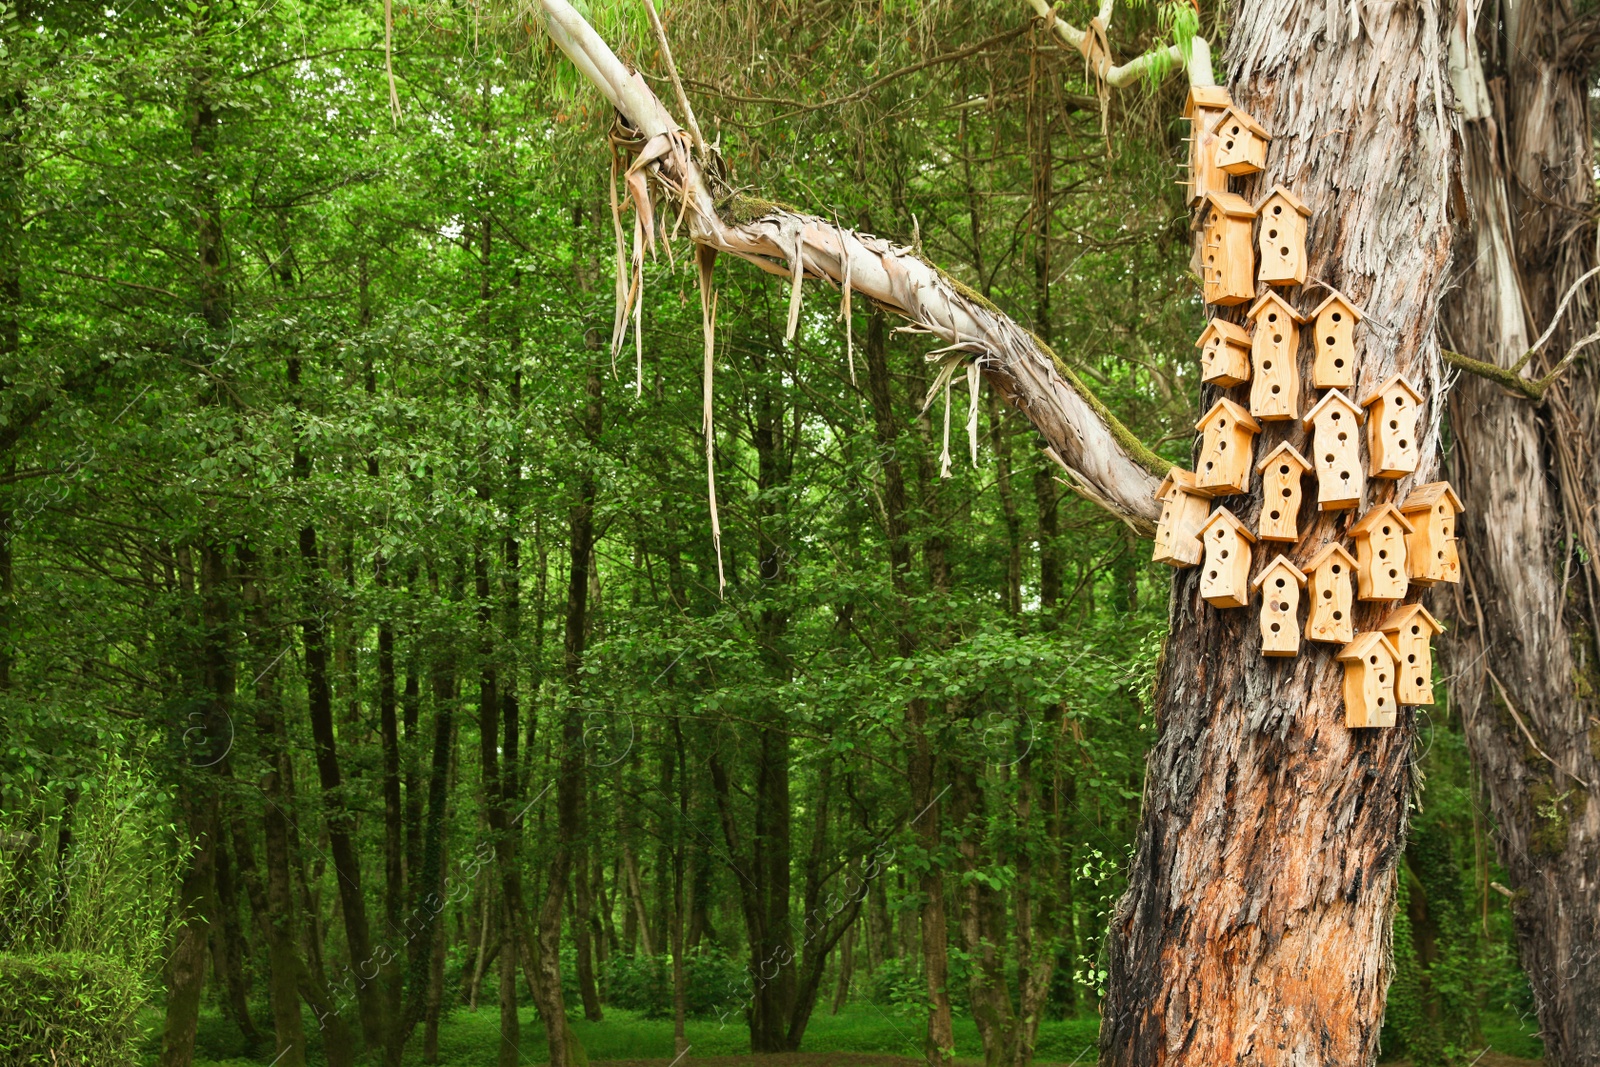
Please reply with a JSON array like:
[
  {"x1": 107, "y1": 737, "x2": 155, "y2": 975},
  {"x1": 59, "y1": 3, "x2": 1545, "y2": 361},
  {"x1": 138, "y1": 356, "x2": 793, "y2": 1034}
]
[
  {"x1": 0, "y1": 758, "x2": 183, "y2": 991},
  {"x1": 0, "y1": 953, "x2": 142, "y2": 1067}
]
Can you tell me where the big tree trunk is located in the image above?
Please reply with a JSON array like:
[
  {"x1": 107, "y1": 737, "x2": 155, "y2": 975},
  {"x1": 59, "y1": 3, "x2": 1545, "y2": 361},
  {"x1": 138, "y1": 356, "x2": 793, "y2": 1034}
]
[
  {"x1": 1099, "y1": 1, "x2": 1454, "y2": 1062},
  {"x1": 1439, "y1": 2, "x2": 1600, "y2": 1063}
]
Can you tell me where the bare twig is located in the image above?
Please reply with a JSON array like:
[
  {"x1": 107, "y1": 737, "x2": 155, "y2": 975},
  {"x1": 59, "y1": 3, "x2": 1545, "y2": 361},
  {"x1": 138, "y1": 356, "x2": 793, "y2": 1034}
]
[
  {"x1": 641, "y1": 0, "x2": 706, "y2": 157},
  {"x1": 1443, "y1": 263, "x2": 1600, "y2": 400},
  {"x1": 1486, "y1": 668, "x2": 1592, "y2": 788}
]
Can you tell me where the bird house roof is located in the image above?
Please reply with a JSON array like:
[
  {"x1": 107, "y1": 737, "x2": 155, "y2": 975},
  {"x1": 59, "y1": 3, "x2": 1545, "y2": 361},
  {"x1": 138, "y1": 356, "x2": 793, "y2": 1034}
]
[
  {"x1": 1399, "y1": 481, "x2": 1464, "y2": 515},
  {"x1": 1337, "y1": 630, "x2": 1402, "y2": 664},
  {"x1": 1255, "y1": 441, "x2": 1313, "y2": 474},
  {"x1": 1203, "y1": 190, "x2": 1257, "y2": 219},
  {"x1": 1198, "y1": 506, "x2": 1258, "y2": 543},
  {"x1": 1301, "y1": 388, "x2": 1365, "y2": 430},
  {"x1": 1247, "y1": 290, "x2": 1308, "y2": 324},
  {"x1": 1349, "y1": 502, "x2": 1416, "y2": 538},
  {"x1": 1304, "y1": 541, "x2": 1358, "y2": 573},
  {"x1": 1195, "y1": 397, "x2": 1261, "y2": 435},
  {"x1": 1155, "y1": 467, "x2": 1210, "y2": 502},
  {"x1": 1377, "y1": 602, "x2": 1445, "y2": 636},
  {"x1": 1359, "y1": 373, "x2": 1424, "y2": 409},
  {"x1": 1310, "y1": 289, "x2": 1364, "y2": 322},
  {"x1": 1255, "y1": 184, "x2": 1312, "y2": 217},
  {"x1": 1183, "y1": 85, "x2": 1233, "y2": 119},
  {"x1": 1251, "y1": 553, "x2": 1308, "y2": 592},
  {"x1": 1209, "y1": 105, "x2": 1270, "y2": 139},
  {"x1": 1196, "y1": 318, "x2": 1252, "y2": 349}
]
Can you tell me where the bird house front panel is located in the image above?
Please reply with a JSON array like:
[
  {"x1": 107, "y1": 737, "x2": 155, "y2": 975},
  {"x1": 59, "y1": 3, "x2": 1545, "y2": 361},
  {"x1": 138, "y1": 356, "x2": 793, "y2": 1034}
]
[
  {"x1": 1305, "y1": 543, "x2": 1356, "y2": 644},
  {"x1": 1255, "y1": 442, "x2": 1311, "y2": 542},
  {"x1": 1302, "y1": 390, "x2": 1365, "y2": 510},
  {"x1": 1202, "y1": 193, "x2": 1257, "y2": 306},
  {"x1": 1199, "y1": 508, "x2": 1255, "y2": 609},
  {"x1": 1152, "y1": 470, "x2": 1213, "y2": 568},
  {"x1": 1213, "y1": 107, "x2": 1270, "y2": 176},
  {"x1": 1195, "y1": 399, "x2": 1260, "y2": 496},
  {"x1": 1400, "y1": 482, "x2": 1463, "y2": 585},
  {"x1": 1247, "y1": 293, "x2": 1304, "y2": 421},
  {"x1": 1253, "y1": 555, "x2": 1307, "y2": 656},
  {"x1": 1362, "y1": 375, "x2": 1423, "y2": 479},
  {"x1": 1197, "y1": 319, "x2": 1252, "y2": 387},
  {"x1": 1352, "y1": 504, "x2": 1414, "y2": 601},
  {"x1": 1310, "y1": 293, "x2": 1361, "y2": 389},
  {"x1": 1255, "y1": 186, "x2": 1312, "y2": 287},
  {"x1": 1339, "y1": 633, "x2": 1400, "y2": 728}
]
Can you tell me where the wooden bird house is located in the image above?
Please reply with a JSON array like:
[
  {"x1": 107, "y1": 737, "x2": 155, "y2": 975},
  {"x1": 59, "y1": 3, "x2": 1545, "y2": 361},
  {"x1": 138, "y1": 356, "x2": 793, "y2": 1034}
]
[
  {"x1": 1378, "y1": 603, "x2": 1444, "y2": 706},
  {"x1": 1255, "y1": 186, "x2": 1312, "y2": 287},
  {"x1": 1350, "y1": 503, "x2": 1415, "y2": 601},
  {"x1": 1337, "y1": 631, "x2": 1402, "y2": 728},
  {"x1": 1252, "y1": 554, "x2": 1307, "y2": 656},
  {"x1": 1301, "y1": 390, "x2": 1366, "y2": 510},
  {"x1": 1194, "y1": 398, "x2": 1261, "y2": 496},
  {"x1": 1361, "y1": 374, "x2": 1423, "y2": 479},
  {"x1": 1200, "y1": 192, "x2": 1258, "y2": 307},
  {"x1": 1310, "y1": 291, "x2": 1362, "y2": 389},
  {"x1": 1212, "y1": 106, "x2": 1270, "y2": 176},
  {"x1": 1198, "y1": 507, "x2": 1256, "y2": 609},
  {"x1": 1304, "y1": 542, "x2": 1357, "y2": 644},
  {"x1": 1152, "y1": 468, "x2": 1214, "y2": 568},
  {"x1": 1254, "y1": 442, "x2": 1312, "y2": 542},
  {"x1": 1196, "y1": 318, "x2": 1252, "y2": 387},
  {"x1": 1183, "y1": 86, "x2": 1233, "y2": 205},
  {"x1": 1399, "y1": 481, "x2": 1463, "y2": 586},
  {"x1": 1246, "y1": 292, "x2": 1307, "y2": 421}
]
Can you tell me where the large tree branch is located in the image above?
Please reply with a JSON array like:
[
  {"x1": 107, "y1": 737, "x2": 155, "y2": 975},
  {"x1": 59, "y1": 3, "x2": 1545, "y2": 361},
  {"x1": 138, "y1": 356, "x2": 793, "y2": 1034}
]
[
  {"x1": 1024, "y1": 0, "x2": 1215, "y2": 88},
  {"x1": 538, "y1": 0, "x2": 1164, "y2": 532}
]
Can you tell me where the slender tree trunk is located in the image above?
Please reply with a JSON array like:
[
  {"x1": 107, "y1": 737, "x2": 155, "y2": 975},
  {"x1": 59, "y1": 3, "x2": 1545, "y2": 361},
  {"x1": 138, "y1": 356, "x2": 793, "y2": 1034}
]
[
  {"x1": 671, "y1": 719, "x2": 689, "y2": 1053},
  {"x1": 210, "y1": 827, "x2": 262, "y2": 1045},
  {"x1": 534, "y1": 363, "x2": 602, "y2": 1067},
  {"x1": 573, "y1": 834, "x2": 604, "y2": 1019},
  {"x1": 830, "y1": 923, "x2": 853, "y2": 1014},
  {"x1": 864, "y1": 309, "x2": 954, "y2": 1066},
  {"x1": 1101, "y1": 1, "x2": 1454, "y2": 1061},
  {"x1": 160, "y1": 547, "x2": 232, "y2": 1067},
  {"x1": 1438, "y1": 4, "x2": 1600, "y2": 1063},
  {"x1": 498, "y1": 895, "x2": 522, "y2": 1067},
  {"x1": 953, "y1": 757, "x2": 1016, "y2": 1067}
]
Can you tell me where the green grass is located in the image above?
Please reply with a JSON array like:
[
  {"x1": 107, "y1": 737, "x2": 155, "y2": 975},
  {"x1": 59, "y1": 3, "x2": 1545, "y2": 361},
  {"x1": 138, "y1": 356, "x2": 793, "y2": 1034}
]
[
  {"x1": 143, "y1": 1003, "x2": 1104, "y2": 1066},
  {"x1": 143, "y1": 1002, "x2": 1548, "y2": 1065}
]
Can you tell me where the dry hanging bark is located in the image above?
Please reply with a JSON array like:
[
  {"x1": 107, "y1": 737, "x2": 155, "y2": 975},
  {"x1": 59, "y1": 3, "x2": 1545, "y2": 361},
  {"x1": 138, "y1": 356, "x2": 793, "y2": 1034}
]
[{"x1": 536, "y1": 1, "x2": 1453, "y2": 1063}]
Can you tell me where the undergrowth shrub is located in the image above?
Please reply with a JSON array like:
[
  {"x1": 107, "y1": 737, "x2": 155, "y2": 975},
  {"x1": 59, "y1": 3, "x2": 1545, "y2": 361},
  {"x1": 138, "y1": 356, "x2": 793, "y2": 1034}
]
[
  {"x1": 0, "y1": 953, "x2": 141, "y2": 1067},
  {"x1": 602, "y1": 946, "x2": 745, "y2": 1019}
]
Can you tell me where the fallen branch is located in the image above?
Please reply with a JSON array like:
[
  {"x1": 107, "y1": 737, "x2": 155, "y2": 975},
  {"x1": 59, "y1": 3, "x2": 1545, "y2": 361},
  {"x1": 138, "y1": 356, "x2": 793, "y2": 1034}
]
[{"x1": 538, "y1": 0, "x2": 1165, "y2": 533}]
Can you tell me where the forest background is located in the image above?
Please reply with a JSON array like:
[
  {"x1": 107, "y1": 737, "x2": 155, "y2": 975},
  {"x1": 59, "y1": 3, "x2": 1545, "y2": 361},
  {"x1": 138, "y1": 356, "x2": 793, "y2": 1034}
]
[{"x1": 0, "y1": 1, "x2": 1566, "y2": 1066}]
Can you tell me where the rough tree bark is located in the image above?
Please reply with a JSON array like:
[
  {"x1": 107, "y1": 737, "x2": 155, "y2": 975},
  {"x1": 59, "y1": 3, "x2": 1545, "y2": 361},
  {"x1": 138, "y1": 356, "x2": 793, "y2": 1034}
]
[
  {"x1": 535, "y1": 0, "x2": 1453, "y2": 1062},
  {"x1": 1438, "y1": 2, "x2": 1600, "y2": 1063}
]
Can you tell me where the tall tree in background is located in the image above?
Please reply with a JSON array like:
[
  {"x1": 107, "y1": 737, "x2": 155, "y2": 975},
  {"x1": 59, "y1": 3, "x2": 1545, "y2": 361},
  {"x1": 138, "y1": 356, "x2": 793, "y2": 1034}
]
[{"x1": 1440, "y1": 0, "x2": 1600, "y2": 1062}]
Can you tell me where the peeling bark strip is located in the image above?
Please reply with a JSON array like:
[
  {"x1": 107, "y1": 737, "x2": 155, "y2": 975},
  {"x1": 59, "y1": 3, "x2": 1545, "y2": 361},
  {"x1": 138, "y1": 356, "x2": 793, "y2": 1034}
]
[
  {"x1": 538, "y1": 0, "x2": 1164, "y2": 532},
  {"x1": 1100, "y1": 0, "x2": 1453, "y2": 1062}
]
